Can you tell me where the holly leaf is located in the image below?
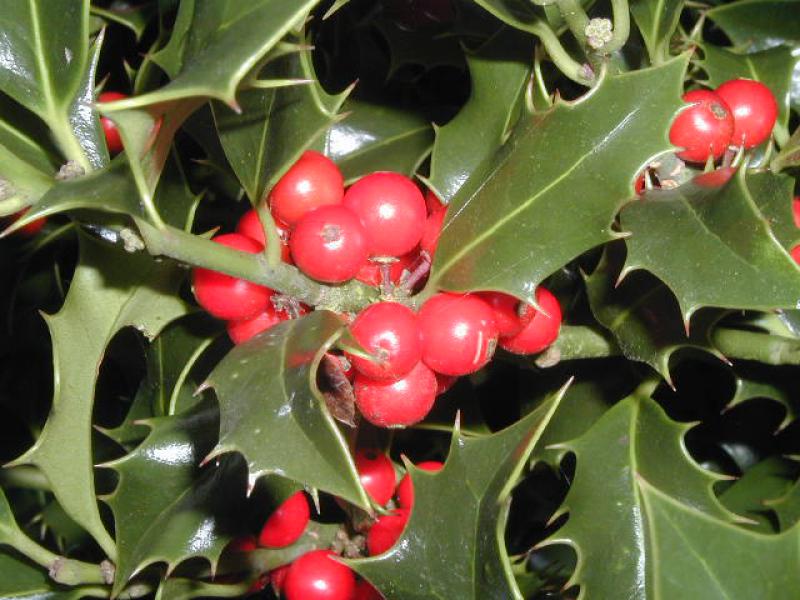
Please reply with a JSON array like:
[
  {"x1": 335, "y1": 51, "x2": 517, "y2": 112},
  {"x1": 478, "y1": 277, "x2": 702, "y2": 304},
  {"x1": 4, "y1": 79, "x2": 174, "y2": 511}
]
[
  {"x1": 620, "y1": 168, "x2": 800, "y2": 321},
  {"x1": 104, "y1": 402, "x2": 248, "y2": 595},
  {"x1": 544, "y1": 393, "x2": 742, "y2": 598},
  {"x1": 373, "y1": 17, "x2": 464, "y2": 77},
  {"x1": 428, "y1": 27, "x2": 532, "y2": 204},
  {"x1": 630, "y1": 0, "x2": 684, "y2": 64},
  {"x1": 746, "y1": 170, "x2": 799, "y2": 250},
  {"x1": 90, "y1": 4, "x2": 153, "y2": 40},
  {"x1": 205, "y1": 311, "x2": 370, "y2": 508},
  {"x1": 427, "y1": 57, "x2": 687, "y2": 303},
  {"x1": 8, "y1": 233, "x2": 190, "y2": 559},
  {"x1": 729, "y1": 369, "x2": 799, "y2": 428},
  {"x1": 350, "y1": 384, "x2": 566, "y2": 600},
  {"x1": 772, "y1": 124, "x2": 800, "y2": 171},
  {"x1": 767, "y1": 476, "x2": 800, "y2": 530},
  {"x1": 707, "y1": 0, "x2": 800, "y2": 52}
]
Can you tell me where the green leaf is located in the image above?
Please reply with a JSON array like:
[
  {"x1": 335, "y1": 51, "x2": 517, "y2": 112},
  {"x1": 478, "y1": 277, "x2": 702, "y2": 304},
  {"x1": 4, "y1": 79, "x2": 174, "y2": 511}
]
[
  {"x1": 630, "y1": 0, "x2": 684, "y2": 65},
  {"x1": 104, "y1": 402, "x2": 248, "y2": 595},
  {"x1": 90, "y1": 4, "x2": 153, "y2": 40},
  {"x1": 585, "y1": 244, "x2": 723, "y2": 381},
  {"x1": 350, "y1": 384, "x2": 566, "y2": 600},
  {"x1": 746, "y1": 170, "x2": 798, "y2": 251},
  {"x1": 426, "y1": 57, "x2": 687, "y2": 302},
  {"x1": 772, "y1": 124, "x2": 800, "y2": 171},
  {"x1": 620, "y1": 168, "x2": 800, "y2": 320},
  {"x1": 0, "y1": 109, "x2": 56, "y2": 214},
  {"x1": 206, "y1": 311, "x2": 370, "y2": 508},
  {"x1": 707, "y1": 0, "x2": 800, "y2": 51},
  {"x1": 373, "y1": 17, "x2": 465, "y2": 77},
  {"x1": 729, "y1": 369, "x2": 799, "y2": 428},
  {"x1": 545, "y1": 393, "x2": 740, "y2": 598},
  {"x1": 470, "y1": 0, "x2": 543, "y2": 33},
  {"x1": 768, "y1": 477, "x2": 800, "y2": 530},
  {"x1": 428, "y1": 28, "x2": 532, "y2": 204},
  {"x1": 155, "y1": 578, "x2": 249, "y2": 600},
  {"x1": 9, "y1": 233, "x2": 190, "y2": 559}
]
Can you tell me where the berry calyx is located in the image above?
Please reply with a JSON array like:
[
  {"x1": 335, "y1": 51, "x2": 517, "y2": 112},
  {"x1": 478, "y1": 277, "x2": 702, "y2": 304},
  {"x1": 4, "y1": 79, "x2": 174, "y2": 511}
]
[
  {"x1": 669, "y1": 89, "x2": 733, "y2": 163},
  {"x1": 269, "y1": 151, "x2": 344, "y2": 226},
  {"x1": 192, "y1": 234, "x2": 273, "y2": 321},
  {"x1": 290, "y1": 205, "x2": 369, "y2": 283},
  {"x1": 478, "y1": 292, "x2": 528, "y2": 337},
  {"x1": 355, "y1": 449, "x2": 397, "y2": 506},
  {"x1": 353, "y1": 579, "x2": 384, "y2": 600},
  {"x1": 420, "y1": 204, "x2": 446, "y2": 258},
  {"x1": 354, "y1": 361, "x2": 438, "y2": 427},
  {"x1": 347, "y1": 302, "x2": 422, "y2": 380},
  {"x1": 715, "y1": 79, "x2": 778, "y2": 149},
  {"x1": 367, "y1": 510, "x2": 410, "y2": 556},
  {"x1": 258, "y1": 491, "x2": 310, "y2": 548},
  {"x1": 236, "y1": 208, "x2": 292, "y2": 263},
  {"x1": 227, "y1": 307, "x2": 284, "y2": 345},
  {"x1": 343, "y1": 172, "x2": 427, "y2": 257},
  {"x1": 396, "y1": 460, "x2": 443, "y2": 509},
  {"x1": 418, "y1": 293, "x2": 498, "y2": 376},
  {"x1": 284, "y1": 550, "x2": 355, "y2": 600},
  {"x1": 98, "y1": 91, "x2": 128, "y2": 155},
  {"x1": 500, "y1": 287, "x2": 562, "y2": 355}
]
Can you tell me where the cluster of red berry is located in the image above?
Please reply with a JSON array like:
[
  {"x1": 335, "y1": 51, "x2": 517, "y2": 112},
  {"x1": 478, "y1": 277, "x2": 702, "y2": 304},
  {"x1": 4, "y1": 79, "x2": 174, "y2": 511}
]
[{"x1": 228, "y1": 450, "x2": 441, "y2": 599}]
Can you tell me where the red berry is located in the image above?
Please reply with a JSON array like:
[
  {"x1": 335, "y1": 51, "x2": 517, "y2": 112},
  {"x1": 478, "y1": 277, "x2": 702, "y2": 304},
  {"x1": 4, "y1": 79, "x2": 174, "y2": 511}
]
[
  {"x1": 420, "y1": 205, "x2": 446, "y2": 258},
  {"x1": 343, "y1": 172, "x2": 426, "y2": 257},
  {"x1": 500, "y1": 287, "x2": 562, "y2": 355},
  {"x1": 424, "y1": 189, "x2": 444, "y2": 213},
  {"x1": 418, "y1": 293, "x2": 498, "y2": 376},
  {"x1": 669, "y1": 90, "x2": 733, "y2": 163},
  {"x1": 258, "y1": 491, "x2": 310, "y2": 548},
  {"x1": 634, "y1": 173, "x2": 646, "y2": 195},
  {"x1": 228, "y1": 535, "x2": 257, "y2": 552},
  {"x1": 290, "y1": 205, "x2": 369, "y2": 283},
  {"x1": 98, "y1": 91, "x2": 127, "y2": 154},
  {"x1": 269, "y1": 151, "x2": 344, "y2": 226},
  {"x1": 791, "y1": 244, "x2": 800, "y2": 265},
  {"x1": 353, "y1": 579, "x2": 384, "y2": 600},
  {"x1": 477, "y1": 292, "x2": 528, "y2": 337},
  {"x1": 367, "y1": 510, "x2": 409, "y2": 556},
  {"x1": 192, "y1": 234, "x2": 273, "y2": 320},
  {"x1": 396, "y1": 461, "x2": 443, "y2": 509},
  {"x1": 347, "y1": 302, "x2": 422, "y2": 380},
  {"x1": 355, "y1": 449, "x2": 397, "y2": 506},
  {"x1": 435, "y1": 374, "x2": 457, "y2": 396},
  {"x1": 270, "y1": 564, "x2": 291, "y2": 594},
  {"x1": 354, "y1": 361, "x2": 437, "y2": 427},
  {"x1": 227, "y1": 307, "x2": 284, "y2": 345},
  {"x1": 236, "y1": 208, "x2": 292, "y2": 263},
  {"x1": 284, "y1": 550, "x2": 355, "y2": 600},
  {"x1": 715, "y1": 79, "x2": 778, "y2": 149},
  {"x1": 8, "y1": 209, "x2": 46, "y2": 237},
  {"x1": 247, "y1": 574, "x2": 269, "y2": 594},
  {"x1": 792, "y1": 196, "x2": 800, "y2": 229},
  {"x1": 355, "y1": 252, "x2": 415, "y2": 287}
]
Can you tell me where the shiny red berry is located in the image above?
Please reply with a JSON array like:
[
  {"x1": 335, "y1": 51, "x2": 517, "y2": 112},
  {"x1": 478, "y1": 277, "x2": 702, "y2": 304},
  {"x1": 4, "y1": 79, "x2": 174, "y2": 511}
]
[
  {"x1": 347, "y1": 302, "x2": 422, "y2": 381},
  {"x1": 269, "y1": 151, "x2": 344, "y2": 226},
  {"x1": 669, "y1": 90, "x2": 733, "y2": 163},
  {"x1": 791, "y1": 245, "x2": 800, "y2": 265},
  {"x1": 715, "y1": 79, "x2": 778, "y2": 149},
  {"x1": 435, "y1": 374, "x2": 457, "y2": 396},
  {"x1": 258, "y1": 491, "x2": 310, "y2": 548},
  {"x1": 354, "y1": 361, "x2": 437, "y2": 427},
  {"x1": 396, "y1": 461, "x2": 443, "y2": 509},
  {"x1": 227, "y1": 535, "x2": 257, "y2": 552},
  {"x1": 500, "y1": 287, "x2": 562, "y2": 355},
  {"x1": 192, "y1": 234, "x2": 273, "y2": 321},
  {"x1": 98, "y1": 91, "x2": 127, "y2": 154},
  {"x1": 353, "y1": 579, "x2": 384, "y2": 600},
  {"x1": 236, "y1": 208, "x2": 292, "y2": 263},
  {"x1": 227, "y1": 307, "x2": 284, "y2": 345},
  {"x1": 284, "y1": 550, "x2": 355, "y2": 600},
  {"x1": 8, "y1": 209, "x2": 46, "y2": 237},
  {"x1": 420, "y1": 205, "x2": 446, "y2": 258},
  {"x1": 343, "y1": 172, "x2": 427, "y2": 257},
  {"x1": 290, "y1": 205, "x2": 369, "y2": 283},
  {"x1": 355, "y1": 449, "x2": 397, "y2": 506},
  {"x1": 367, "y1": 510, "x2": 409, "y2": 556},
  {"x1": 270, "y1": 564, "x2": 291, "y2": 595},
  {"x1": 418, "y1": 293, "x2": 498, "y2": 376},
  {"x1": 477, "y1": 292, "x2": 528, "y2": 337},
  {"x1": 792, "y1": 196, "x2": 800, "y2": 229}
]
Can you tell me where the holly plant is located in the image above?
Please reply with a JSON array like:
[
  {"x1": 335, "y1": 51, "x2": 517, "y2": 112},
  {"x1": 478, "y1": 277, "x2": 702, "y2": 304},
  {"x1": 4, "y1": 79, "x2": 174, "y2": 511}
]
[{"x1": 2, "y1": 0, "x2": 800, "y2": 598}]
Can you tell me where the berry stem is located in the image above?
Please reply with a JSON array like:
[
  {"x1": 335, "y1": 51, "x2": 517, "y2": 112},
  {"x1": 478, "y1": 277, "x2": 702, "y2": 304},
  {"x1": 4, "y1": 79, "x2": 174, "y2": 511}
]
[
  {"x1": 597, "y1": 0, "x2": 630, "y2": 55},
  {"x1": 555, "y1": 0, "x2": 590, "y2": 49},
  {"x1": 530, "y1": 22, "x2": 595, "y2": 86},
  {"x1": 256, "y1": 202, "x2": 284, "y2": 267}
]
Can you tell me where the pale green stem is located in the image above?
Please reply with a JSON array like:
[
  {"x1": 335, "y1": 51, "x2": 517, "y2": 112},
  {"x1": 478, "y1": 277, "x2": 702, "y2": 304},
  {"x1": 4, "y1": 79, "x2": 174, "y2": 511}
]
[
  {"x1": 257, "y1": 203, "x2": 284, "y2": 268},
  {"x1": 599, "y1": 0, "x2": 631, "y2": 54},
  {"x1": 531, "y1": 22, "x2": 595, "y2": 86},
  {"x1": 713, "y1": 328, "x2": 800, "y2": 365},
  {"x1": 50, "y1": 123, "x2": 92, "y2": 173},
  {"x1": 556, "y1": 0, "x2": 590, "y2": 48},
  {"x1": 0, "y1": 465, "x2": 50, "y2": 490},
  {"x1": 3, "y1": 536, "x2": 108, "y2": 586}
]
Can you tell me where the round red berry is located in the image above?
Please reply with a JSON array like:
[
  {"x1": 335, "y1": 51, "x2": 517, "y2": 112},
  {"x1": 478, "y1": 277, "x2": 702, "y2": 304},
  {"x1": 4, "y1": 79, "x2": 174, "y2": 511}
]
[
  {"x1": 98, "y1": 91, "x2": 127, "y2": 155},
  {"x1": 715, "y1": 79, "x2": 778, "y2": 149},
  {"x1": 227, "y1": 307, "x2": 284, "y2": 345},
  {"x1": 477, "y1": 292, "x2": 528, "y2": 337},
  {"x1": 355, "y1": 449, "x2": 397, "y2": 506},
  {"x1": 8, "y1": 209, "x2": 46, "y2": 237},
  {"x1": 258, "y1": 491, "x2": 310, "y2": 548},
  {"x1": 227, "y1": 535, "x2": 257, "y2": 553},
  {"x1": 268, "y1": 151, "x2": 344, "y2": 226},
  {"x1": 353, "y1": 579, "x2": 384, "y2": 600},
  {"x1": 192, "y1": 234, "x2": 273, "y2": 321},
  {"x1": 270, "y1": 564, "x2": 291, "y2": 595},
  {"x1": 791, "y1": 244, "x2": 800, "y2": 265},
  {"x1": 354, "y1": 361, "x2": 437, "y2": 427},
  {"x1": 343, "y1": 172, "x2": 426, "y2": 257},
  {"x1": 367, "y1": 510, "x2": 409, "y2": 556},
  {"x1": 290, "y1": 205, "x2": 369, "y2": 283},
  {"x1": 500, "y1": 287, "x2": 562, "y2": 355},
  {"x1": 669, "y1": 90, "x2": 733, "y2": 163},
  {"x1": 792, "y1": 196, "x2": 800, "y2": 229},
  {"x1": 284, "y1": 550, "x2": 355, "y2": 600},
  {"x1": 396, "y1": 461, "x2": 443, "y2": 509},
  {"x1": 418, "y1": 293, "x2": 498, "y2": 376},
  {"x1": 420, "y1": 205, "x2": 446, "y2": 258},
  {"x1": 435, "y1": 373, "x2": 457, "y2": 396},
  {"x1": 347, "y1": 302, "x2": 422, "y2": 380},
  {"x1": 236, "y1": 208, "x2": 292, "y2": 263}
]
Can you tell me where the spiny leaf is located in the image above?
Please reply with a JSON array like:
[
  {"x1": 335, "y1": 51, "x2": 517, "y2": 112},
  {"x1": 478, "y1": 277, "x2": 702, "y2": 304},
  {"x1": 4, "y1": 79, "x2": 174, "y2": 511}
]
[
  {"x1": 630, "y1": 0, "x2": 684, "y2": 65},
  {"x1": 767, "y1": 476, "x2": 800, "y2": 530},
  {"x1": 729, "y1": 369, "x2": 799, "y2": 428},
  {"x1": 350, "y1": 384, "x2": 567, "y2": 600},
  {"x1": 427, "y1": 56, "x2": 687, "y2": 303},
  {"x1": 620, "y1": 168, "x2": 800, "y2": 320},
  {"x1": 707, "y1": 0, "x2": 800, "y2": 51},
  {"x1": 206, "y1": 311, "x2": 370, "y2": 508},
  {"x1": 747, "y1": 170, "x2": 799, "y2": 251}
]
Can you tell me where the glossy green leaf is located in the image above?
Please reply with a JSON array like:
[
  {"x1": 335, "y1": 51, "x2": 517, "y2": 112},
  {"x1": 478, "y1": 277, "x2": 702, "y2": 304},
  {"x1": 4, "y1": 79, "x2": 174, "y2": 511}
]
[
  {"x1": 707, "y1": 0, "x2": 800, "y2": 51},
  {"x1": 729, "y1": 370, "x2": 799, "y2": 428},
  {"x1": 104, "y1": 402, "x2": 248, "y2": 595},
  {"x1": 471, "y1": 0, "x2": 543, "y2": 33},
  {"x1": 620, "y1": 168, "x2": 800, "y2": 320},
  {"x1": 746, "y1": 170, "x2": 799, "y2": 250},
  {"x1": 205, "y1": 311, "x2": 370, "y2": 508},
  {"x1": 428, "y1": 28, "x2": 532, "y2": 204},
  {"x1": 90, "y1": 4, "x2": 152, "y2": 39},
  {"x1": 630, "y1": 0, "x2": 684, "y2": 64},
  {"x1": 351, "y1": 385, "x2": 566, "y2": 600},
  {"x1": 9, "y1": 233, "x2": 190, "y2": 559},
  {"x1": 768, "y1": 477, "x2": 800, "y2": 530},
  {"x1": 772, "y1": 124, "x2": 800, "y2": 172},
  {"x1": 373, "y1": 17, "x2": 465, "y2": 76},
  {"x1": 545, "y1": 393, "x2": 740, "y2": 598},
  {"x1": 427, "y1": 57, "x2": 687, "y2": 302}
]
